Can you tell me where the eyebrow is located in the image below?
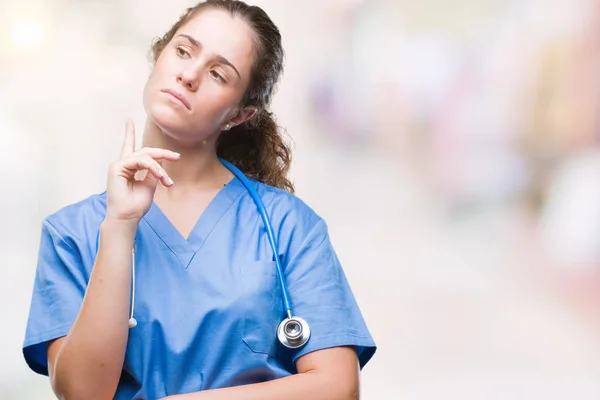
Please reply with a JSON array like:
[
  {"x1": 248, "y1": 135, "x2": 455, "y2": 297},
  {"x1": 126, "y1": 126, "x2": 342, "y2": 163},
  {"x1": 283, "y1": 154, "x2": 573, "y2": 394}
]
[{"x1": 176, "y1": 34, "x2": 241, "y2": 79}]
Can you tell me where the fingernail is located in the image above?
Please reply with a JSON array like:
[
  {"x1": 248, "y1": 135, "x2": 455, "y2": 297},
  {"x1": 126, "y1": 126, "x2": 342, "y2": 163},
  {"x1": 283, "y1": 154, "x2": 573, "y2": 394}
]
[
  {"x1": 173, "y1": 152, "x2": 181, "y2": 157},
  {"x1": 167, "y1": 177, "x2": 174, "y2": 185}
]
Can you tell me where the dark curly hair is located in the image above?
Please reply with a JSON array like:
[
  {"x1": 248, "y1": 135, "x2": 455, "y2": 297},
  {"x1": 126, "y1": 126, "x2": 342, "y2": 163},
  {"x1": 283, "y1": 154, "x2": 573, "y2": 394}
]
[{"x1": 150, "y1": 0, "x2": 294, "y2": 192}]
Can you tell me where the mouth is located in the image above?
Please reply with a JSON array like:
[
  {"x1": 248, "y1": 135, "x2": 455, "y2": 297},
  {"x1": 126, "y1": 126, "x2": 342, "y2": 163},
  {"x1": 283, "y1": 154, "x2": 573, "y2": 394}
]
[{"x1": 160, "y1": 89, "x2": 191, "y2": 110}]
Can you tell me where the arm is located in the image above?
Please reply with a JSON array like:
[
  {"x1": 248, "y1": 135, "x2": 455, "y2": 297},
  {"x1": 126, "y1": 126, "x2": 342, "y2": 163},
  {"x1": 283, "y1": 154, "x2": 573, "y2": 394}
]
[
  {"x1": 47, "y1": 120, "x2": 179, "y2": 399},
  {"x1": 164, "y1": 347, "x2": 360, "y2": 400},
  {"x1": 48, "y1": 218, "x2": 137, "y2": 400}
]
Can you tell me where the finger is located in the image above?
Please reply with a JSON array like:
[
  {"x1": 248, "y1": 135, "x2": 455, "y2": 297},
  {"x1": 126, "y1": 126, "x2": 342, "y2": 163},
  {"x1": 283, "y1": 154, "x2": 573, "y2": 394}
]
[
  {"x1": 136, "y1": 147, "x2": 181, "y2": 162},
  {"x1": 142, "y1": 161, "x2": 172, "y2": 189},
  {"x1": 120, "y1": 119, "x2": 136, "y2": 158},
  {"x1": 121, "y1": 155, "x2": 174, "y2": 186}
]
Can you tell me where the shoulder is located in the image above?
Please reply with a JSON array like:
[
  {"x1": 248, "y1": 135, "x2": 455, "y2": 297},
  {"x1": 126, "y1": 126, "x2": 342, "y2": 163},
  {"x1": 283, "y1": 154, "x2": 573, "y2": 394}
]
[
  {"x1": 253, "y1": 181, "x2": 324, "y2": 232},
  {"x1": 250, "y1": 182, "x2": 331, "y2": 261},
  {"x1": 44, "y1": 191, "x2": 108, "y2": 238}
]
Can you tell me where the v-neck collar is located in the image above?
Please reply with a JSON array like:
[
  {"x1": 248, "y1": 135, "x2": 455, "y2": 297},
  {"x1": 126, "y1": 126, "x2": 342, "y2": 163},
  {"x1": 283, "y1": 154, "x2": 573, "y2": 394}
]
[{"x1": 141, "y1": 177, "x2": 244, "y2": 269}]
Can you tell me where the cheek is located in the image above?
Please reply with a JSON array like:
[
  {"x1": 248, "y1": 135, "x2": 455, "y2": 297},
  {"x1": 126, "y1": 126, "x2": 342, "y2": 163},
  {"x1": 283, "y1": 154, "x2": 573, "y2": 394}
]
[
  {"x1": 144, "y1": 79, "x2": 184, "y2": 129},
  {"x1": 193, "y1": 85, "x2": 237, "y2": 120},
  {"x1": 142, "y1": 81, "x2": 151, "y2": 112},
  {"x1": 142, "y1": 72, "x2": 158, "y2": 112}
]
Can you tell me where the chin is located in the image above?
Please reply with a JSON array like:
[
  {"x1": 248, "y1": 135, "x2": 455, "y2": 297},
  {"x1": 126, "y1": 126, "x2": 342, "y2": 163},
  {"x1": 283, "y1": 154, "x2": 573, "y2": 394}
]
[
  {"x1": 147, "y1": 103, "x2": 208, "y2": 145},
  {"x1": 149, "y1": 102, "x2": 183, "y2": 130}
]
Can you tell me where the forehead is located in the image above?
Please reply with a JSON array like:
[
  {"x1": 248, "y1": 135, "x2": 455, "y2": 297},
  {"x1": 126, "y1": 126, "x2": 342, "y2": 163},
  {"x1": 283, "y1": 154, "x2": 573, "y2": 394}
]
[{"x1": 177, "y1": 9, "x2": 256, "y2": 74}]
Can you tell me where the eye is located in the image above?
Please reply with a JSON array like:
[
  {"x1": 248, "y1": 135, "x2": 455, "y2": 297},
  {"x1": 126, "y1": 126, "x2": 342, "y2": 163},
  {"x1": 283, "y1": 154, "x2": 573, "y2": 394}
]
[
  {"x1": 176, "y1": 46, "x2": 190, "y2": 58},
  {"x1": 210, "y1": 70, "x2": 226, "y2": 83}
]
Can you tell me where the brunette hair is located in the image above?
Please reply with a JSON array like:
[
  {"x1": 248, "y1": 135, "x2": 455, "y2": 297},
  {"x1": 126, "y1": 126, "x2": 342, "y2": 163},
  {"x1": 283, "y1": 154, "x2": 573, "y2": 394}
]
[{"x1": 150, "y1": 0, "x2": 294, "y2": 192}]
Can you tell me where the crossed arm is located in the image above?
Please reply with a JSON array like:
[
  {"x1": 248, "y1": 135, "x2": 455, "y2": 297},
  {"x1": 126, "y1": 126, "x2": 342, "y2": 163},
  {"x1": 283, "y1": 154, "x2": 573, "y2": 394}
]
[
  {"x1": 161, "y1": 346, "x2": 360, "y2": 400},
  {"x1": 49, "y1": 336, "x2": 359, "y2": 400}
]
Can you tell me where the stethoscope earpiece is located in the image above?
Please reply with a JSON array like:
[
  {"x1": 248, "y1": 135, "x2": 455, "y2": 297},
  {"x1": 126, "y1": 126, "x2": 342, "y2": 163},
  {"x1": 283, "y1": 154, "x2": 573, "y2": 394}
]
[{"x1": 277, "y1": 315, "x2": 310, "y2": 349}]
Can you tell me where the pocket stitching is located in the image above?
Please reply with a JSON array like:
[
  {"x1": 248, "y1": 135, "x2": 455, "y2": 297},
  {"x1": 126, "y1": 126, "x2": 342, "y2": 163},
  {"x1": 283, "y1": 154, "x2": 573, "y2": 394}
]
[{"x1": 240, "y1": 261, "x2": 280, "y2": 357}]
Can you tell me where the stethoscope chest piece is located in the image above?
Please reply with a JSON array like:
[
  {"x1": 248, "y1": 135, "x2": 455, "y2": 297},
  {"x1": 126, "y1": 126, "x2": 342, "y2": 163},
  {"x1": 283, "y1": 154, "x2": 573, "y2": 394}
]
[{"x1": 278, "y1": 316, "x2": 310, "y2": 349}]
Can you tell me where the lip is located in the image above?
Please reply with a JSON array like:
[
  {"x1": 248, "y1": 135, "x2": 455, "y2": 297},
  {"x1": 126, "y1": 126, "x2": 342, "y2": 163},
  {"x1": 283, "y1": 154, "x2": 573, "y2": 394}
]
[{"x1": 160, "y1": 89, "x2": 191, "y2": 110}]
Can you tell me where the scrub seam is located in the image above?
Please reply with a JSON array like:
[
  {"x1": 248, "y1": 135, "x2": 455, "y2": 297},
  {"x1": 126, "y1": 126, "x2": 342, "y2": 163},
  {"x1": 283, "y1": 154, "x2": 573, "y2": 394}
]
[
  {"x1": 140, "y1": 217, "x2": 186, "y2": 267},
  {"x1": 24, "y1": 323, "x2": 73, "y2": 344},
  {"x1": 195, "y1": 182, "x2": 247, "y2": 253},
  {"x1": 44, "y1": 219, "x2": 88, "y2": 284}
]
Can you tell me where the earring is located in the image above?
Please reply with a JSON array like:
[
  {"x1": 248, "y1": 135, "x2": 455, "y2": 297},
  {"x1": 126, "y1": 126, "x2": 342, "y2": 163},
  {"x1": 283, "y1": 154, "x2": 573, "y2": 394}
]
[{"x1": 225, "y1": 123, "x2": 231, "y2": 131}]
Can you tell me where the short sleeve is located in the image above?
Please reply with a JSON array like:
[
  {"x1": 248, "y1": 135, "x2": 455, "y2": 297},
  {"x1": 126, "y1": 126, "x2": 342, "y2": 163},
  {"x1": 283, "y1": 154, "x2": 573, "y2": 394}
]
[
  {"x1": 23, "y1": 219, "x2": 87, "y2": 375},
  {"x1": 285, "y1": 219, "x2": 376, "y2": 369}
]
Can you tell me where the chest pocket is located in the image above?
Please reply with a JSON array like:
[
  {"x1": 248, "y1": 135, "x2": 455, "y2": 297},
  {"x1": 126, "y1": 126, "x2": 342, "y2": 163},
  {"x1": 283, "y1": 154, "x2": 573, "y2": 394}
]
[{"x1": 240, "y1": 261, "x2": 282, "y2": 357}]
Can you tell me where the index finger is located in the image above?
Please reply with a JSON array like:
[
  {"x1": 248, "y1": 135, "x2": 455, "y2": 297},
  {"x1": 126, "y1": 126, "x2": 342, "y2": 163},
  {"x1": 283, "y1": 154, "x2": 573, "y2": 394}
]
[{"x1": 120, "y1": 119, "x2": 135, "y2": 158}]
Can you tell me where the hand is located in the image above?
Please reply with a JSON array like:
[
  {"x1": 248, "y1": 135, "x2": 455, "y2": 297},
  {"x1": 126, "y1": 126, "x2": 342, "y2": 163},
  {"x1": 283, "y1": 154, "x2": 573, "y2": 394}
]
[{"x1": 105, "y1": 119, "x2": 180, "y2": 222}]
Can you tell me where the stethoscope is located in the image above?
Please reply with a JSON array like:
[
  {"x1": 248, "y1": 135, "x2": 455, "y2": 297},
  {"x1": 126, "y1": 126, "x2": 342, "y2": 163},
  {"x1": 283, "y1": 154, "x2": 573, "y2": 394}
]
[{"x1": 112, "y1": 158, "x2": 311, "y2": 349}]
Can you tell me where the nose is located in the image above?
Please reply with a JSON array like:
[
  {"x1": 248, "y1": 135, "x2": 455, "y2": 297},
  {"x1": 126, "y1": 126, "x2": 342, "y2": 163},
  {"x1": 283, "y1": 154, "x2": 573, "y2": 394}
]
[{"x1": 177, "y1": 64, "x2": 202, "y2": 92}]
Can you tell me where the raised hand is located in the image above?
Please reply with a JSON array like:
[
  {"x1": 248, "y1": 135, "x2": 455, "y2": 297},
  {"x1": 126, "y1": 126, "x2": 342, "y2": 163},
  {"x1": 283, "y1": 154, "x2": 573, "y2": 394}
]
[{"x1": 105, "y1": 119, "x2": 180, "y2": 222}]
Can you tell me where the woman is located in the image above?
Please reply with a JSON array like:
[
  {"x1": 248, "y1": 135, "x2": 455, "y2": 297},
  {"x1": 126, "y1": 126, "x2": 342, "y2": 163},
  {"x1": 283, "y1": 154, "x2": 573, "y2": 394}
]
[{"x1": 22, "y1": 1, "x2": 376, "y2": 399}]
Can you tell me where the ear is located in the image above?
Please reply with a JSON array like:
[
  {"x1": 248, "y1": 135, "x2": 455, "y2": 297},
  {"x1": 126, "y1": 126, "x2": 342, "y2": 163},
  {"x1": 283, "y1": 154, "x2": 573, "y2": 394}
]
[{"x1": 222, "y1": 106, "x2": 257, "y2": 131}]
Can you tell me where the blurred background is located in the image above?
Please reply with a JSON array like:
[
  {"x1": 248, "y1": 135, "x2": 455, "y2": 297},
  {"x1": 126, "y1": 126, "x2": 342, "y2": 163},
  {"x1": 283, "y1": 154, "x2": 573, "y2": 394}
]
[{"x1": 2, "y1": 0, "x2": 600, "y2": 398}]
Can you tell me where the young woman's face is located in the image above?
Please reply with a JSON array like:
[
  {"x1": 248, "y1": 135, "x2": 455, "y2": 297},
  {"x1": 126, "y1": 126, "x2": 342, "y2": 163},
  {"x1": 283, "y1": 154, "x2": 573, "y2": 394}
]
[{"x1": 143, "y1": 9, "x2": 256, "y2": 144}]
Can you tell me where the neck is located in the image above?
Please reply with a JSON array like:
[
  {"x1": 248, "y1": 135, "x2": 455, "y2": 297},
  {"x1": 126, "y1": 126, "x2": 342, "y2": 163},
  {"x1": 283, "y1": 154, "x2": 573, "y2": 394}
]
[{"x1": 141, "y1": 118, "x2": 231, "y2": 188}]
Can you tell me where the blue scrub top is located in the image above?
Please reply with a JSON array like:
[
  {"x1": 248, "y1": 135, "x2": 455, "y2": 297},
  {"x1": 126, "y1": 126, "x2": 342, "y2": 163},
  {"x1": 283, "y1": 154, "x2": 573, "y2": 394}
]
[{"x1": 23, "y1": 177, "x2": 376, "y2": 399}]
